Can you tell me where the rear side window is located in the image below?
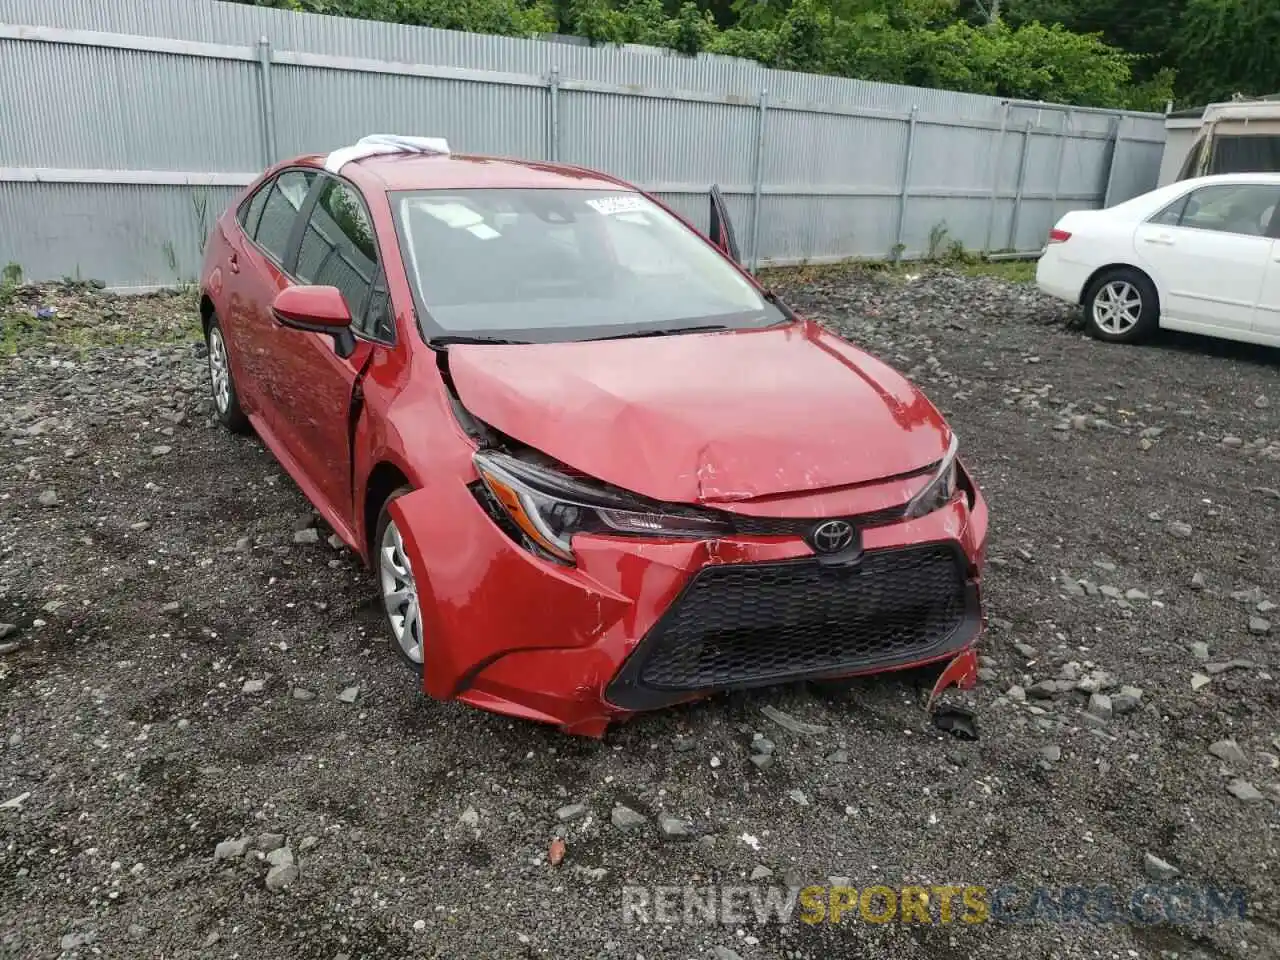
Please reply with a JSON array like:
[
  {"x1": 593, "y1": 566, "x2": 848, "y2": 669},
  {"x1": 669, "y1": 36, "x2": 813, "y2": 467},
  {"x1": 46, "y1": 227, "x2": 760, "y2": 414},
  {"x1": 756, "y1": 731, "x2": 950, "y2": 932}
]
[
  {"x1": 1150, "y1": 194, "x2": 1191, "y2": 226},
  {"x1": 295, "y1": 178, "x2": 383, "y2": 333},
  {"x1": 253, "y1": 170, "x2": 317, "y2": 264},
  {"x1": 1210, "y1": 135, "x2": 1280, "y2": 176}
]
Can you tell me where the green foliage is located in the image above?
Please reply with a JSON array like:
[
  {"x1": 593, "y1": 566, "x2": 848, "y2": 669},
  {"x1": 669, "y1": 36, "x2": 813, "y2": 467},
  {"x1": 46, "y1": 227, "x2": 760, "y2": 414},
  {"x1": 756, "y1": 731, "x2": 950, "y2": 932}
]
[
  {"x1": 240, "y1": 0, "x2": 554, "y2": 35},
  {"x1": 0, "y1": 263, "x2": 22, "y2": 313},
  {"x1": 773, "y1": 0, "x2": 827, "y2": 72},
  {"x1": 191, "y1": 188, "x2": 211, "y2": 255},
  {"x1": 995, "y1": 0, "x2": 1278, "y2": 107},
  {"x1": 1174, "y1": 0, "x2": 1280, "y2": 105}
]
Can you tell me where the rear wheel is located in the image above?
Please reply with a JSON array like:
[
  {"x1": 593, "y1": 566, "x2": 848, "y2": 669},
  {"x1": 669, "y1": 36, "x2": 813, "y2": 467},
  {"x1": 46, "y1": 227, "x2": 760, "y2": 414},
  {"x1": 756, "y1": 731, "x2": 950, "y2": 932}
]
[
  {"x1": 1082, "y1": 268, "x2": 1159, "y2": 344},
  {"x1": 206, "y1": 314, "x2": 250, "y2": 432},
  {"x1": 375, "y1": 486, "x2": 425, "y2": 672}
]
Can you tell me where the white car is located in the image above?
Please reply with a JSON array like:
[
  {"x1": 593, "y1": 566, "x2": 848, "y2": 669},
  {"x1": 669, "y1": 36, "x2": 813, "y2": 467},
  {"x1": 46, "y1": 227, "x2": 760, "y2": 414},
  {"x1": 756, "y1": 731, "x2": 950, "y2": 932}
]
[{"x1": 1036, "y1": 172, "x2": 1280, "y2": 346}]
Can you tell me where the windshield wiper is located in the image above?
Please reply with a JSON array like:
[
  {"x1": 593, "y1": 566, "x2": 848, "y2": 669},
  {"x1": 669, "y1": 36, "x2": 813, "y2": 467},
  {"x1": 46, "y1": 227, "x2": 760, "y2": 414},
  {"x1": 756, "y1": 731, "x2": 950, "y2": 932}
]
[
  {"x1": 428, "y1": 335, "x2": 530, "y2": 348},
  {"x1": 588, "y1": 324, "x2": 729, "y2": 342}
]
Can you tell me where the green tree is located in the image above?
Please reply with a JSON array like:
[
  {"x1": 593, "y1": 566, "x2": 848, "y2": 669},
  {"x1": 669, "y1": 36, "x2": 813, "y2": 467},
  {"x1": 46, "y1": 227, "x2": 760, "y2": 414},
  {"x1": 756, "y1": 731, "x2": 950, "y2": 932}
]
[
  {"x1": 672, "y1": 1, "x2": 718, "y2": 53},
  {"x1": 773, "y1": 0, "x2": 829, "y2": 71},
  {"x1": 1175, "y1": 0, "x2": 1280, "y2": 104},
  {"x1": 988, "y1": 0, "x2": 1194, "y2": 103}
]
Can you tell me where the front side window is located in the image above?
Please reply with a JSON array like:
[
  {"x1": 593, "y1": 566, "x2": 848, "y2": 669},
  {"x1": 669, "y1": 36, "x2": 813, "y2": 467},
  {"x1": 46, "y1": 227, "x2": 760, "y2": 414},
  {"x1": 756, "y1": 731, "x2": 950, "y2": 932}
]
[
  {"x1": 253, "y1": 170, "x2": 317, "y2": 264},
  {"x1": 295, "y1": 177, "x2": 383, "y2": 333},
  {"x1": 1173, "y1": 183, "x2": 1280, "y2": 237},
  {"x1": 391, "y1": 188, "x2": 780, "y2": 342}
]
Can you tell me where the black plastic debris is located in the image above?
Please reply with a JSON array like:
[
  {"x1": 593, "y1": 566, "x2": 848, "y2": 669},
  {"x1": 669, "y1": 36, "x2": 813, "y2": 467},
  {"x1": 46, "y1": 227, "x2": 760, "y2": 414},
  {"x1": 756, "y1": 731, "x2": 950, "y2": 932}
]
[{"x1": 932, "y1": 704, "x2": 978, "y2": 741}]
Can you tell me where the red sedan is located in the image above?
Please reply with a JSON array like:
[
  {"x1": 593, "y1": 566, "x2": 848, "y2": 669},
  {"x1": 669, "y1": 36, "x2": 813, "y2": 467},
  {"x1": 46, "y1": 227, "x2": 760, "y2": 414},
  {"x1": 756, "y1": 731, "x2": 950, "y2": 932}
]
[{"x1": 199, "y1": 136, "x2": 989, "y2": 737}]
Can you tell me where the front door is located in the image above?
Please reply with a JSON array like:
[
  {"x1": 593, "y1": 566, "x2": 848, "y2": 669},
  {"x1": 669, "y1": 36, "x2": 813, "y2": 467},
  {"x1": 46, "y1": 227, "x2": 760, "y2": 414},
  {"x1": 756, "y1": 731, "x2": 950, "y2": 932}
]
[
  {"x1": 1135, "y1": 181, "x2": 1280, "y2": 332},
  {"x1": 260, "y1": 173, "x2": 392, "y2": 527}
]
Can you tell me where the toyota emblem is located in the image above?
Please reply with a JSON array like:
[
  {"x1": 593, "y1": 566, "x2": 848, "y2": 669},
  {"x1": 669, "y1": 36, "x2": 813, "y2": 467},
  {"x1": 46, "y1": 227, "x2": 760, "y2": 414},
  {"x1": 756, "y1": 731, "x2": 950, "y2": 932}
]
[{"x1": 810, "y1": 519, "x2": 856, "y2": 554}]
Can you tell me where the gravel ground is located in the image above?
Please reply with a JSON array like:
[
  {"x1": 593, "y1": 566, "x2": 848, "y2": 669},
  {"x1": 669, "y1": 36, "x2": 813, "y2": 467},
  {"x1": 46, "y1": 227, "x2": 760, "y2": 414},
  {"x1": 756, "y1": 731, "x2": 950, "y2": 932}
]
[{"x1": 2, "y1": 269, "x2": 1279, "y2": 960}]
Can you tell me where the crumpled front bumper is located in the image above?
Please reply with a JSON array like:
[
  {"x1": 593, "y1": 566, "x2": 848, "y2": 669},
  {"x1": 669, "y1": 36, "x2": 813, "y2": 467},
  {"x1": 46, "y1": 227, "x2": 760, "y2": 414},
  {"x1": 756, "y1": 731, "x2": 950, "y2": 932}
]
[{"x1": 390, "y1": 465, "x2": 988, "y2": 737}]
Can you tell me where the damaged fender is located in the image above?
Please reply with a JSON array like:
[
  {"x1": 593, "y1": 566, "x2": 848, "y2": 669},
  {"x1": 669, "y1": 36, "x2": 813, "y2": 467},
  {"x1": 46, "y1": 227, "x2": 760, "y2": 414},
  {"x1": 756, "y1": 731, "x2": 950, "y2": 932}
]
[{"x1": 386, "y1": 481, "x2": 637, "y2": 724}]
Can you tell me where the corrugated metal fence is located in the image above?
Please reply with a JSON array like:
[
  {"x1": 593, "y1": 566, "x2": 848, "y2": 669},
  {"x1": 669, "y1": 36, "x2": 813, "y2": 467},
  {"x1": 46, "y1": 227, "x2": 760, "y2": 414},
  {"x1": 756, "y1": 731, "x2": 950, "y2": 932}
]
[{"x1": 0, "y1": 0, "x2": 1168, "y2": 289}]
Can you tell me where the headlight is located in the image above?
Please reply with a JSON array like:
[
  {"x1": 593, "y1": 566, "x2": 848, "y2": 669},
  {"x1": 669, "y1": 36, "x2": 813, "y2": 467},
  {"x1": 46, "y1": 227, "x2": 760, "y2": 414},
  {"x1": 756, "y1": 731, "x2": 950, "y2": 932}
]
[
  {"x1": 473, "y1": 451, "x2": 730, "y2": 564},
  {"x1": 903, "y1": 434, "x2": 960, "y2": 519}
]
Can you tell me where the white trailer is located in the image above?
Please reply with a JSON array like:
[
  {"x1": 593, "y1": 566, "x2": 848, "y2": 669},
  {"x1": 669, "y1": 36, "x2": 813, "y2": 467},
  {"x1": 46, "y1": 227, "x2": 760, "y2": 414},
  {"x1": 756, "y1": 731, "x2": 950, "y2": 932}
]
[{"x1": 1158, "y1": 97, "x2": 1280, "y2": 187}]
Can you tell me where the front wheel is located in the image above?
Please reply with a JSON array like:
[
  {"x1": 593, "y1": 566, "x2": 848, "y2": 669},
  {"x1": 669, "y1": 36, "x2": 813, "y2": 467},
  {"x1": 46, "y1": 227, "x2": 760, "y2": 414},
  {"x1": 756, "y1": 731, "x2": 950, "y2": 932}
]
[
  {"x1": 375, "y1": 486, "x2": 426, "y2": 672},
  {"x1": 1083, "y1": 269, "x2": 1159, "y2": 344}
]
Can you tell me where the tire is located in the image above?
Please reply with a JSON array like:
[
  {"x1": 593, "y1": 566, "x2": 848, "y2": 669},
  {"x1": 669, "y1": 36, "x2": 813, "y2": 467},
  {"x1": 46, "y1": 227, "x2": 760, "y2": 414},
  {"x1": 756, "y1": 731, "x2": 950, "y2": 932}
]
[
  {"x1": 1082, "y1": 268, "x2": 1159, "y2": 344},
  {"x1": 206, "y1": 313, "x2": 251, "y2": 433},
  {"x1": 374, "y1": 485, "x2": 426, "y2": 672}
]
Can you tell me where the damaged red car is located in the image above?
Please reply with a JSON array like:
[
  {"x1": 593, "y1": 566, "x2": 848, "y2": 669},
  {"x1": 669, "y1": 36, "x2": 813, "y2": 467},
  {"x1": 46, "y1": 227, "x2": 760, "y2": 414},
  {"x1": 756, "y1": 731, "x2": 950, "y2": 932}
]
[{"x1": 199, "y1": 135, "x2": 989, "y2": 737}]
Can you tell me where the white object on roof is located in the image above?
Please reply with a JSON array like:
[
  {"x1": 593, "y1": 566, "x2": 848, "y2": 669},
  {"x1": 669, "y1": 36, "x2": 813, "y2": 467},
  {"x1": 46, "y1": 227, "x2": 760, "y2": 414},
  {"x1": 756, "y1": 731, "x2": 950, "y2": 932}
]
[{"x1": 323, "y1": 135, "x2": 451, "y2": 174}]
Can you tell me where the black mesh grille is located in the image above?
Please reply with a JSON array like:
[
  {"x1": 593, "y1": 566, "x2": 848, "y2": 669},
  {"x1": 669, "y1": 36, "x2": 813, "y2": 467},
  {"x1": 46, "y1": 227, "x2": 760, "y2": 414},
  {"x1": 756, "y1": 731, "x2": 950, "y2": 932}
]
[
  {"x1": 607, "y1": 543, "x2": 974, "y2": 706},
  {"x1": 727, "y1": 506, "x2": 906, "y2": 537}
]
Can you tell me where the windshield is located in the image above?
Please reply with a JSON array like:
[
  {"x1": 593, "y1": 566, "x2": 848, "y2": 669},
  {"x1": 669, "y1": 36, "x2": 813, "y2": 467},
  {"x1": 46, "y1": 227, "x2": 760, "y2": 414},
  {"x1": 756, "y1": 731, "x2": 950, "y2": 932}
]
[{"x1": 391, "y1": 188, "x2": 782, "y2": 342}]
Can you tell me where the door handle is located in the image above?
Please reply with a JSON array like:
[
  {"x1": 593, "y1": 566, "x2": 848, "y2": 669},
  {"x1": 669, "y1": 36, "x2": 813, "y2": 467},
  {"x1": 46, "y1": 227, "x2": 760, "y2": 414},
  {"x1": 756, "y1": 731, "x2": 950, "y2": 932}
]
[
  {"x1": 1142, "y1": 234, "x2": 1174, "y2": 246},
  {"x1": 228, "y1": 253, "x2": 240, "y2": 274}
]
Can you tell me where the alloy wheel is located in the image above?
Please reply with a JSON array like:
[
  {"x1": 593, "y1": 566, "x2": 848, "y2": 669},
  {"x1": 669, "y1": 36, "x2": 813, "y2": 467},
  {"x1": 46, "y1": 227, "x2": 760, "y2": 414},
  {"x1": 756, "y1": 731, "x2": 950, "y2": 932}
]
[
  {"x1": 1092, "y1": 280, "x2": 1142, "y2": 336},
  {"x1": 379, "y1": 518, "x2": 424, "y2": 664},
  {"x1": 208, "y1": 327, "x2": 231, "y2": 415}
]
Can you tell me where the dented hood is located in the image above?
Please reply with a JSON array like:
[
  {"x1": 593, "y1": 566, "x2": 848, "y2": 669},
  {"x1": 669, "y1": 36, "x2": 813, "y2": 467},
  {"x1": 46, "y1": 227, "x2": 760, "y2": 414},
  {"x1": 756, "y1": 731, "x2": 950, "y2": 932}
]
[{"x1": 447, "y1": 321, "x2": 952, "y2": 504}]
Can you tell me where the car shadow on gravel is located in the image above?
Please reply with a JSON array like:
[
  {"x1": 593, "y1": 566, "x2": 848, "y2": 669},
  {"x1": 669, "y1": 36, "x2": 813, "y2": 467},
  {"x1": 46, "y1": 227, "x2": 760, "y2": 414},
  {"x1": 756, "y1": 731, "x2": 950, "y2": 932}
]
[{"x1": 1147, "y1": 329, "x2": 1280, "y2": 367}]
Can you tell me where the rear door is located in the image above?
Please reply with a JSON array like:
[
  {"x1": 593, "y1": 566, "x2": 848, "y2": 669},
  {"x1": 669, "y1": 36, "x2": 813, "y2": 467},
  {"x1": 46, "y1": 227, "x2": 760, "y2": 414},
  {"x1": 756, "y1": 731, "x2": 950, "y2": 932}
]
[
  {"x1": 223, "y1": 169, "x2": 319, "y2": 416},
  {"x1": 1134, "y1": 181, "x2": 1280, "y2": 332}
]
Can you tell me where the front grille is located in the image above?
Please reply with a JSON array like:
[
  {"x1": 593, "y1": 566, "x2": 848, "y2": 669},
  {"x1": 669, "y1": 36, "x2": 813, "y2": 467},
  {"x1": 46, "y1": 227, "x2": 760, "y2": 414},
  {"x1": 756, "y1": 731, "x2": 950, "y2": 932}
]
[
  {"x1": 727, "y1": 505, "x2": 906, "y2": 536},
  {"x1": 606, "y1": 543, "x2": 976, "y2": 709}
]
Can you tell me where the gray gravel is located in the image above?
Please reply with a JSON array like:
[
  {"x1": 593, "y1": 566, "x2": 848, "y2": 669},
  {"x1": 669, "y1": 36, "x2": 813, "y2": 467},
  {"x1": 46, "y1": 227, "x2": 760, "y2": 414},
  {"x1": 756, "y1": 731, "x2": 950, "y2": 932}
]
[{"x1": 2, "y1": 270, "x2": 1280, "y2": 958}]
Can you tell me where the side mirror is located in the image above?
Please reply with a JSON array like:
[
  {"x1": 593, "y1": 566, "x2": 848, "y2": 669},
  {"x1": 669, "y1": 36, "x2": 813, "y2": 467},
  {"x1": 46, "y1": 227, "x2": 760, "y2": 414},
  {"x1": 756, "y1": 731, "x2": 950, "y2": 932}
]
[{"x1": 271, "y1": 285, "x2": 356, "y2": 357}]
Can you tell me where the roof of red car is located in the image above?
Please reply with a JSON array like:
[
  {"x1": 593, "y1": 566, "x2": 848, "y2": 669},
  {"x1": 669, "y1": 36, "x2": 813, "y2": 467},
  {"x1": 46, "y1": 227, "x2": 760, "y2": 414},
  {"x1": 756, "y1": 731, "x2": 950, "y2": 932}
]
[{"x1": 295, "y1": 152, "x2": 631, "y2": 193}]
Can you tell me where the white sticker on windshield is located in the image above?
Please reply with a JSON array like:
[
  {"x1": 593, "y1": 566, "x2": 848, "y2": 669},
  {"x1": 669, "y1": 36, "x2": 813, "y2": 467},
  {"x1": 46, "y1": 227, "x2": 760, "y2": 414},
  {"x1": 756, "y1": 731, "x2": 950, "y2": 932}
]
[
  {"x1": 586, "y1": 195, "x2": 646, "y2": 216},
  {"x1": 466, "y1": 223, "x2": 501, "y2": 240}
]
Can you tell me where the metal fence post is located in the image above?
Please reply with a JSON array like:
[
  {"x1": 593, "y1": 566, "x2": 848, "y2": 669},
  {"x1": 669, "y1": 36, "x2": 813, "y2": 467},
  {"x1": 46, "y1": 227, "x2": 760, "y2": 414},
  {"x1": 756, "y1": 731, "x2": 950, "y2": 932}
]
[
  {"x1": 1101, "y1": 115, "x2": 1123, "y2": 208},
  {"x1": 748, "y1": 88, "x2": 768, "y2": 274},
  {"x1": 983, "y1": 101, "x2": 1010, "y2": 254},
  {"x1": 256, "y1": 36, "x2": 278, "y2": 166},
  {"x1": 547, "y1": 67, "x2": 561, "y2": 162},
  {"x1": 1048, "y1": 108, "x2": 1070, "y2": 224},
  {"x1": 893, "y1": 105, "x2": 919, "y2": 258},
  {"x1": 1007, "y1": 119, "x2": 1032, "y2": 253}
]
